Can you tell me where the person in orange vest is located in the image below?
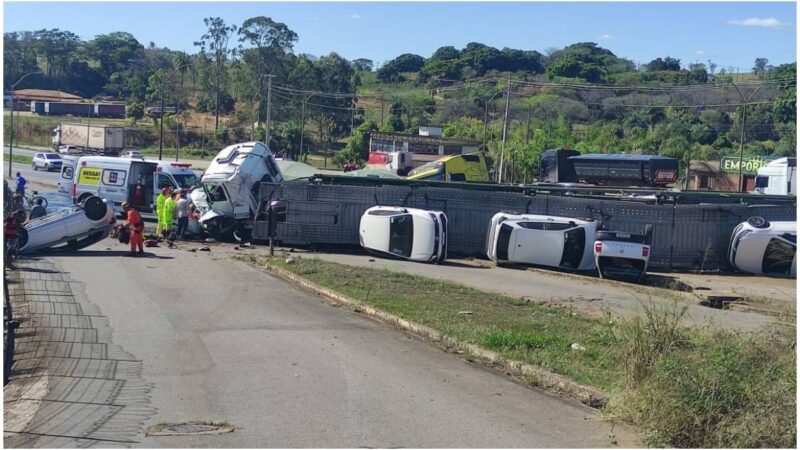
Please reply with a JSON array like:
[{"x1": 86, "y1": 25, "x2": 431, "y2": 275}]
[{"x1": 122, "y1": 201, "x2": 144, "y2": 256}]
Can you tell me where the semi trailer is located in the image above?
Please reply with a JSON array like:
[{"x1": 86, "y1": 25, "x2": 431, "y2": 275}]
[{"x1": 52, "y1": 123, "x2": 125, "y2": 155}]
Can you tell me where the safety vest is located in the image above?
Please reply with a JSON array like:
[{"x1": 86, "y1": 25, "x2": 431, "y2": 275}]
[{"x1": 162, "y1": 198, "x2": 176, "y2": 226}]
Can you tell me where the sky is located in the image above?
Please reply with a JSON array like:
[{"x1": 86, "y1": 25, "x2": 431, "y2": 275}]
[{"x1": 3, "y1": 1, "x2": 797, "y2": 70}]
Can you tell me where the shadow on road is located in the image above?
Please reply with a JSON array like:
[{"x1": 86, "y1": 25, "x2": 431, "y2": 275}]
[{"x1": 41, "y1": 250, "x2": 175, "y2": 259}]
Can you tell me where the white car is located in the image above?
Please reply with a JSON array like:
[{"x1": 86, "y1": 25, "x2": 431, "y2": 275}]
[
  {"x1": 359, "y1": 206, "x2": 447, "y2": 263},
  {"x1": 728, "y1": 217, "x2": 796, "y2": 277},
  {"x1": 486, "y1": 213, "x2": 596, "y2": 271},
  {"x1": 594, "y1": 230, "x2": 650, "y2": 282},
  {"x1": 19, "y1": 196, "x2": 115, "y2": 254},
  {"x1": 58, "y1": 145, "x2": 81, "y2": 155},
  {"x1": 32, "y1": 152, "x2": 63, "y2": 172},
  {"x1": 121, "y1": 150, "x2": 145, "y2": 159}
]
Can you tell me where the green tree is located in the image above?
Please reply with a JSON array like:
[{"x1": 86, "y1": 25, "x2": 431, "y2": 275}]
[{"x1": 195, "y1": 17, "x2": 237, "y2": 130}]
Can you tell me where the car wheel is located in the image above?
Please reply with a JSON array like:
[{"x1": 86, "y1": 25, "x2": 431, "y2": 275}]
[
  {"x1": 32, "y1": 163, "x2": 37, "y2": 171},
  {"x1": 747, "y1": 216, "x2": 770, "y2": 229},
  {"x1": 82, "y1": 196, "x2": 108, "y2": 221},
  {"x1": 77, "y1": 193, "x2": 93, "y2": 205},
  {"x1": 44, "y1": 163, "x2": 50, "y2": 171}
]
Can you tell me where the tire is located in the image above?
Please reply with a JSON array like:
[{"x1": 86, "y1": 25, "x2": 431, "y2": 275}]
[
  {"x1": 31, "y1": 196, "x2": 48, "y2": 209},
  {"x1": 32, "y1": 163, "x2": 37, "y2": 171},
  {"x1": 77, "y1": 193, "x2": 93, "y2": 205},
  {"x1": 44, "y1": 163, "x2": 50, "y2": 171},
  {"x1": 82, "y1": 196, "x2": 108, "y2": 221},
  {"x1": 747, "y1": 216, "x2": 769, "y2": 229}
]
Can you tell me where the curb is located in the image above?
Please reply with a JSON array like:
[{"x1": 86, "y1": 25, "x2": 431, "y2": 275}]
[{"x1": 259, "y1": 260, "x2": 610, "y2": 409}]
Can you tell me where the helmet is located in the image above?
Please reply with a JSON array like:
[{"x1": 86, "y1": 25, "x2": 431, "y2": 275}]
[
  {"x1": 121, "y1": 201, "x2": 130, "y2": 209},
  {"x1": 162, "y1": 187, "x2": 170, "y2": 194}
]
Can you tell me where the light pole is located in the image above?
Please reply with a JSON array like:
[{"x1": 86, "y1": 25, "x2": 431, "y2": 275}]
[
  {"x1": 7, "y1": 71, "x2": 41, "y2": 177},
  {"x1": 482, "y1": 90, "x2": 503, "y2": 149},
  {"x1": 131, "y1": 59, "x2": 192, "y2": 160},
  {"x1": 729, "y1": 80, "x2": 767, "y2": 192}
]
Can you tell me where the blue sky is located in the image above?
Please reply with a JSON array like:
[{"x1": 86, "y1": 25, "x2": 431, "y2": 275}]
[{"x1": 4, "y1": 2, "x2": 797, "y2": 70}]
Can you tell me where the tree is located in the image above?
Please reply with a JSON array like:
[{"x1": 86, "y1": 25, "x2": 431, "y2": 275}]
[
  {"x1": 195, "y1": 17, "x2": 237, "y2": 131},
  {"x1": 378, "y1": 53, "x2": 424, "y2": 81},
  {"x1": 341, "y1": 120, "x2": 378, "y2": 162},
  {"x1": 752, "y1": 58, "x2": 769, "y2": 77},
  {"x1": 430, "y1": 46, "x2": 460, "y2": 61},
  {"x1": 644, "y1": 57, "x2": 681, "y2": 72},
  {"x1": 33, "y1": 28, "x2": 81, "y2": 78},
  {"x1": 352, "y1": 58, "x2": 374, "y2": 71},
  {"x1": 87, "y1": 32, "x2": 143, "y2": 79}
]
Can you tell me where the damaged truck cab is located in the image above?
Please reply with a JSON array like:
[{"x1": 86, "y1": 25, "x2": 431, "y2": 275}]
[{"x1": 199, "y1": 141, "x2": 283, "y2": 239}]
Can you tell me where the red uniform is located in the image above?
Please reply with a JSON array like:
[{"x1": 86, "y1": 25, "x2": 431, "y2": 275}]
[{"x1": 127, "y1": 209, "x2": 144, "y2": 253}]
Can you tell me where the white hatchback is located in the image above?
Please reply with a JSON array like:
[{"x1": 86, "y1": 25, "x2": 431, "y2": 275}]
[
  {"x1": 486, "y1": 213, "x2": 596, "y2": 271},
  {"x1": 359, "y1": 206, "x2": 447, "y2": 263},
  {"x1": 728, "y1": 217, "x2": 796, "y2": 277}
]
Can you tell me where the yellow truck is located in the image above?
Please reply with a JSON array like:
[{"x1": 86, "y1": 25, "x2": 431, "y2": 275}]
[{"x1": 406, "y1": 153, "x2": 490, "y2": 182}]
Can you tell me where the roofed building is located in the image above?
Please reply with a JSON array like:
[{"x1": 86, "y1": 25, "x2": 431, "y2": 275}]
[{"x1": 369, "y1": 128, "x2": 481, "y2": 167}]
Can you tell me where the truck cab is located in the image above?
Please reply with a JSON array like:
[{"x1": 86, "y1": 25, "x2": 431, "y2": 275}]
[
  {"x1": 406, "y1": 153, "x2": 490, "y2": 182},
  {"x1": 754, "y1": 157, "x2": 796, "y2": 195}
]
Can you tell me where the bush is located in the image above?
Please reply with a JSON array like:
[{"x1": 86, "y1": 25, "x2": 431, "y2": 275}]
[{"x1": 611, "y1": 301, "x2": 796, "y2": 448}]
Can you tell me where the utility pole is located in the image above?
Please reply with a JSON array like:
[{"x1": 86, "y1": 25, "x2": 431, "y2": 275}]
[
  {"x1": 175, "y1": 104, "x2": 181, "y2": 162},
  {"x1": 525, "y1": 104, "x2": 532, "y2": 145},
  {"x1": 298, "y1": 94, "x2": 313, "y2": 161},
  {"x1": 729, "y1": 80, "x2": 767, "y2": 192},
  {"x1": 264, "y1": 74, "x2": 274, "y2": 145},
  {"x1": 8, "y1": 71, "x2": 41, "y2": 177},
  {"x1": 498, "y1": 76, "x2": 512, "y2": 183},
  {"x1": 158, "y1": 87, "x2": 165, "y2": 160}
]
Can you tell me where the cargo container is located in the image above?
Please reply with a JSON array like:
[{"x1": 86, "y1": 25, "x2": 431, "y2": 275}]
[
  {"x1": 94, "y1": 103, "x2": 126, "y2": 118},
  {"x1": 52, "y1": 123, "x2": 125, "y2": 155},
  {"x1": 44, "y1": 102, "x2": 93, "y2": 116},
  {"x1": 539, "y1": 149, "x2": 678, "y2": 187}
]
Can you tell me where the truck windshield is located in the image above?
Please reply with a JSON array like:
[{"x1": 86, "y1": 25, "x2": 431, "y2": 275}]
[
  {"x1": 388, "y1": 214, "x2": 414, "y2": 257},
  {"x1": 172, "y1": 174, "x2": 199, "y2": 189},
  {"x1": 408, "y1": 162, "x2": 444, "y2": 181}
]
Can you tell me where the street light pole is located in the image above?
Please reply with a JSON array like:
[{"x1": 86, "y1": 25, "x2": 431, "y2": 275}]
[
  {"x1": 158, "y1": 87, "x2": 165, "y2": 160},
  {"x1": 7, "y1": 71, "x2": 41, "y2": 177},
  {"x1": 729, "y1": 81, "x2": 767, "y2": 192}
]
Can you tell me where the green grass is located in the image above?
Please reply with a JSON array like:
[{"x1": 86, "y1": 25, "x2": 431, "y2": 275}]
[
  {"x1": 137, "y1": 146, "x2": 215, "y2": 160},
  {"x1": 4, "y1": 153, "x2": 33, "y2": 164},
  {"x1": 253, "y1": 255, "x2": 796, "y2": 448}
]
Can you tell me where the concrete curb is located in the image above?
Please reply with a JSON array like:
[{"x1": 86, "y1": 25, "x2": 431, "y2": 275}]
[{"x1": 259, "y1": 260, "x2": 610, "y2": 409}]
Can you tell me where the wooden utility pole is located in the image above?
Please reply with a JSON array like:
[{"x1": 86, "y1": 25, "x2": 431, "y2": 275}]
[
  {"x1": 498, "y1": 76, "x2": 512, "y2": 183},
  {"x1": 264, "y1": 75, "x2": 274, "y2": 145},
  {"x1": 299, "y1": 93, "x2": 313, "y2": 161}
]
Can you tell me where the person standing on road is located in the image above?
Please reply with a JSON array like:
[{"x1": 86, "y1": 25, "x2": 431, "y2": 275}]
[
  {"x1": 122, "y1": 201, "x2": 144, "y2": 256},
  {"x1": 4, "y1": 210, "x2": 21, "y2": 270},
  {"x1": 28, "y1": 198, "x2": 47, "y2": 220},
  {"x1": 14, "y1": 172, "x2": 26, "y2": 197},
  {"x1": 155, "y1": 187, "x2": 169, "y2": 235},
  {"x1": 174, "y1": 192, "x2": 190, "y2": 240},
  {"x1": 162, "y1": 190, "x2": 177, "y2": 236}
]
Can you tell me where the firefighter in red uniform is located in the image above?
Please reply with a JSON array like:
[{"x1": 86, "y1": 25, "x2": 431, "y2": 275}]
[{"x1": 121, "y1": 202, "x2": 144, "y2": 256}]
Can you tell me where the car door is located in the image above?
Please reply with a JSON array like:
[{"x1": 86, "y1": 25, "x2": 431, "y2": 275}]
[{"x1": 34, "y1": 153, "x2": 43, "y2": 168}]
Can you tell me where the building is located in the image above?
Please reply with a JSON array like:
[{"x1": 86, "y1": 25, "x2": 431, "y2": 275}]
[
  {"x1": 369, "y1": 127, "x2": 482, "y2": 166},
  {"x1": 686, "y1": 155, "x2": 778, "y2": 192}
]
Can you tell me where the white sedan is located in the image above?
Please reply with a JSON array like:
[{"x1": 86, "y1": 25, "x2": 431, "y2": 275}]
[
  {"x1": 359, "y1": 206, "x2": 447, "y2": 263},
  {"x1": 486, "y1": 213, "x2": 596, "y2": 271},
  {"x1": 593, "y1": 230, "x2": 650, "y2": 282},
  {"x1": 728, "y1": 217, "x2": 796, "y2": 277}
]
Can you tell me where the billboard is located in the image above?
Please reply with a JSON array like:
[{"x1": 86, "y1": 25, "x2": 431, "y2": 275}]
[{"x1": 720, "y1": 155, "x2": 777, "y2": 174}]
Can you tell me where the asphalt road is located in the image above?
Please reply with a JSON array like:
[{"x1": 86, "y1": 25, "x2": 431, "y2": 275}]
[
  {"x1": 4, "y1": 146, "x2": 62, "y2": 189},
  {"x1": 34, "y1": 240, "x2": 637, "y2": 447}
]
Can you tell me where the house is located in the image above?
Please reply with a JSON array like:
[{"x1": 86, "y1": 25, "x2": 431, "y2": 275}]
[
  {"x1": 369, "y1": 128, "x2": 481, "y2": 166},
  {"x1": 686, "y1": 156, "x2": 777, "y2": 192}
]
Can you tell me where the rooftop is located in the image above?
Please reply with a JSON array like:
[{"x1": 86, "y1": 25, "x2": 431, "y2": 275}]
[{"x1": 370, "y1": 132, "x2": 480, "y2": 146}]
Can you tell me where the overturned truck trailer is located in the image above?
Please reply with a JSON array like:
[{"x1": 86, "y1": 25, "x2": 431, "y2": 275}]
[{"x1": 253, "y1": 176, "x2": 796, "y2": 271}]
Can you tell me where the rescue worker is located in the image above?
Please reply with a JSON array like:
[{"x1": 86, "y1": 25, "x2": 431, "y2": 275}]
[
  {"x1": 122, "y1": 202, "x2": 144, "y2": 256},
  {"x1": 162, "y1": 190, "x2": 178, "y2": 236},
  {"x1": 155, "y1": 187, "x2": 170, "y2": 235}
]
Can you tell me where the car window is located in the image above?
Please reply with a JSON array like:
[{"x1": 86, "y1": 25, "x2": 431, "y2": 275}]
[
  {"x1": 35, "y1": 153, "x2": 43, "y2": 158},
  {"x1": 449, "y1": 173, "x2": 467, "y2": 182},
  {"x1": 560, "y1": 227, "x2": 586, "y2": 269},
  {"x1": 388, "y1": 214, "x2": 414, "y2": 257},
  {"x1": 61, "y1": 166, "x2": 74, "y2": 180},
  {"x1": 156, "y1": 173, "x2": 176, "y2": 189},
  {"x1": 46, "y1": 153, "x2": 60, "y2": 159},
  {"x1": 762, "y1": 238, "x2": 796, "y2": 275},
  {"x1": 462, "y1": 154, "x2": 480, "y2": 162},
  {"x1": 205, "y1": 183, "x2": 227, "y2": 202}
]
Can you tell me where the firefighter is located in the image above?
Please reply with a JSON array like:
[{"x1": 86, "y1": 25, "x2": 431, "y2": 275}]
[{"x1": 121, "y1": 202, "x2": 144, "y2": 256}]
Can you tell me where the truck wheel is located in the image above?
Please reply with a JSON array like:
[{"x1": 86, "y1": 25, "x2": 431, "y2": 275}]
[
  {"x1": 83, "y1": 196, "x2": 108, "y2": 221},
  {"x1": 747, "y1": 216, "x2": 770, "y2": 229}
]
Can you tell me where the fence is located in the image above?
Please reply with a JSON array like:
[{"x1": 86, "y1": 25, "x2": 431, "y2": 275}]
[
  {"x1": 3, "y1": 274, "x2": 19, "y2": 385},
  {"x1": 254, "y1": 177, "x2": 796, "y2": 271}
]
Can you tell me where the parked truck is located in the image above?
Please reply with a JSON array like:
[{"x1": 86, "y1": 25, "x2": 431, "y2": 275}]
[
  {"x1": 539, "y1": 148, "x2": 679, "y2": 187},
  {"x1": 754, "y1": 157, "x2": 796, "y2": 195},
  {"x1": 52, "y1": 123, "x2": 125, "y2": 155},
  {"x1": 197, "y1": 141, "x2": 284, "y2": 240}
]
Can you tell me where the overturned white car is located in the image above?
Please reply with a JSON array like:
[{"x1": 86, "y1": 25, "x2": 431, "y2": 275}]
[
  {"x1": 486, "y1": 213, "x2": 596, "y2": 271},
  {"x1": 593, "y1": 230, "x2": 650, "y2": 282},
  {"x1": 19, "y1": 196, "x2": 115, "y2": 254},
  {"x1": 728, "y1": 217, "x2": 796, "y2": 277},
  {"x1": 359, "y1": 206, "x2": 447, "y2": 263}
]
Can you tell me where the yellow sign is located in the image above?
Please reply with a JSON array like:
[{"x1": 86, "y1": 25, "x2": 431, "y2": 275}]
[{"x1": 78, "y1": 167, "x2": 101, "y2": 184}]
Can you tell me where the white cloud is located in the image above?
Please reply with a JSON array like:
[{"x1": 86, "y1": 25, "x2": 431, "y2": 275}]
[
  {"x1": 597, "y1": 34, "x2": 612, "y2": 40},
  {"x1": 349, "y1": 14, "x2": 361, "y2": 20},
  {"x1": 695, "y1": 50, "x2": 705, "y2": 56},
  {"x1": 727, "y1": 17, "x2": 791, "y2": 29},
  {"x1": 309, "y1": 16, "x2": 320, "y2": 21}
]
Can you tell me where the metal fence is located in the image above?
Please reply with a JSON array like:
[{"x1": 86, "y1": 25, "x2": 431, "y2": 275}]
[
  {"x1": 3, "y1": 274, "x2": 19, "y2": 385},
  {"x1": 254, "y1": 177, "x2": 796, "y2": 271}
]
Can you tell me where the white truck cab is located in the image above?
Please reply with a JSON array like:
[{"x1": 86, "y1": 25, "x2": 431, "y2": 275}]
[{"x1": 754, "y1": 157, "x2": 796, "y2": 195}]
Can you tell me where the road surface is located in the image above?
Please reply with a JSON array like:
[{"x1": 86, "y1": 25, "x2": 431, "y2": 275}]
[{"x1": 5, "y1": 240, "x2": 638, "y2": 447}]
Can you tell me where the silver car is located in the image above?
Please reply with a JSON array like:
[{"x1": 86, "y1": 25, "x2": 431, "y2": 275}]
[{"x1": 32, "y1": 152, "x2": 63, "y2": 171}]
